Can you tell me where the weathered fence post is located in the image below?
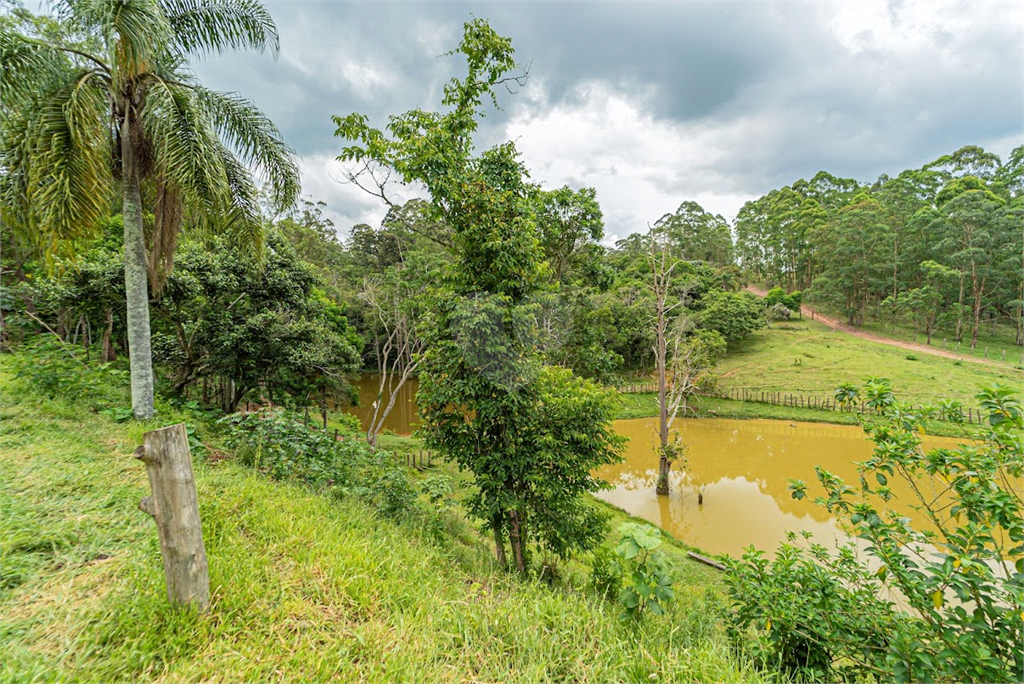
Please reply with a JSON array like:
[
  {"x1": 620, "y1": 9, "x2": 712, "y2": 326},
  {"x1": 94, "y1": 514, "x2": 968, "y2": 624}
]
[{"x1": 136, "y1": 423, "x2": 210, "y2": 612}]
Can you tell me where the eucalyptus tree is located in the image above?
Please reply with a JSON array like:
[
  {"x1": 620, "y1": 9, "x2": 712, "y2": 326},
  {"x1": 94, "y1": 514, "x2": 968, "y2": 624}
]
[
  {"x1": 934, "y1": 177, "x2": 1005, "y2": 349},
  {"x1": 1, "y1": 0, "x2": 299, "y2": 418},
  {"x1": 653, "y1": 200, "x2": 733, "y2": 266}
]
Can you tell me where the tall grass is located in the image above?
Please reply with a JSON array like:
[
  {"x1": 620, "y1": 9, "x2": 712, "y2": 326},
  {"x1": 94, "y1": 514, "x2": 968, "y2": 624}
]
[{"x1": 1, "y1": 363, "x2": 763, "y2": 683}]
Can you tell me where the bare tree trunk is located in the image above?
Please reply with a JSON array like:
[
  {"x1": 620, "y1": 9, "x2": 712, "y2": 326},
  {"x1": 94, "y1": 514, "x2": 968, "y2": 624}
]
[
  {"x1": 101, "y1": 308, "x2": 116, "y2": 362},
  {"x1": 955, "y1": 275, "x2": 966, "y2": 343},
  {"x1": 122, "y1": 112, "x2": 155, "y2": 419},
  {"x1": 970, "y1": 271, "x2": 984, "y2": 351},
  {"x1": 656, "y1": 303, "x2": 670, "y2": 495},
  {"x1": 136, "y1": 423, "x2": 209, "y2": 611}
]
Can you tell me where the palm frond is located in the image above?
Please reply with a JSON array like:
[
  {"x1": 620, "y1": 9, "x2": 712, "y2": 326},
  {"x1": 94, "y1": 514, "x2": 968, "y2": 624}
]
[
  {"x1": 193, "y1": 86, "x2": 299, "y2": 210},
  {"x1": 58, "y1": 0, "x2": 172, "y2": 80},
  {"x1": 161, "y1": 0, "x2": 279, "y2": 56},
  {"x1": 213, "y1": 140, "x2": 264, "y2": 258},
  {"x1": 0, "y1": 28, "x2": 78, "y2": 104},
  {"x1": 19, "y1": 69, "x2": 113, "y2": 254},
  {"x1": 0, "y1": 107, "x2": 39, "y2": 249},
  {"x1": 146, "y1": 177, "x2": 184, "y2": 293},
  {"x1": 141, "y1": 77, "x2": 263, "y2": 257}
]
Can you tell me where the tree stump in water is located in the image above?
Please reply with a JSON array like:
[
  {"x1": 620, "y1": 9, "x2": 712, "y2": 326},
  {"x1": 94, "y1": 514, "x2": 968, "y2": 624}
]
[{"x1": 136, "y1": 423, "x2": 210, "y2": 611}]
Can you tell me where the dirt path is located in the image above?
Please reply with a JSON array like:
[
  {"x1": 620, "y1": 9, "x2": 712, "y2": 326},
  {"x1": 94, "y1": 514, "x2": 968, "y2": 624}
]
[{"x1": 744, "y1": 285, "x2": 1005, "y2": 367}]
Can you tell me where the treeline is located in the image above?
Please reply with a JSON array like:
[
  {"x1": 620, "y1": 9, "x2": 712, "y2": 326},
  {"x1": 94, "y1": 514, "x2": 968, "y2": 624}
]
[
  {"x1": 733, "y1": 145, "x2": 1024, "y2": 347},
  {"x1": 297, "y1": 190, "x2": 759, "y2": 387}
]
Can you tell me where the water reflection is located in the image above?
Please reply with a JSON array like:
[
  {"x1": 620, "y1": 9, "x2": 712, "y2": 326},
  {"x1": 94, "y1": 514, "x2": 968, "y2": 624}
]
[{"x1": 595, "y1": 417, "x2": 965, "y2": 559}]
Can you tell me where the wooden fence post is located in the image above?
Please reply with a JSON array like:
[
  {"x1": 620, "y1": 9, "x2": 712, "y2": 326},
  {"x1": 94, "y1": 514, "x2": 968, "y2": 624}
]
[{"x1": 136, "y1": 423, "x2": 210, "y2": 612}]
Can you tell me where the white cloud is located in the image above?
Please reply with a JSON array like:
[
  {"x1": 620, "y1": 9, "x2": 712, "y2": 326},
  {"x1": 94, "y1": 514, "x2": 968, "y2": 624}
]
[
  {"x1": 295, "y1": 154, "x2": 427, "y2": 240},
  {"x1": 506, "y1": 81, "x2": 760, "y2": 241}
]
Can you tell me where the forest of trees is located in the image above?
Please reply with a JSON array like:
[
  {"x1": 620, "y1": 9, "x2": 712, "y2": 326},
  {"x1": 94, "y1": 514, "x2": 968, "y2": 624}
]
[{"x1": 734, "y1": 147, "x2": 1023, "y2": 347}]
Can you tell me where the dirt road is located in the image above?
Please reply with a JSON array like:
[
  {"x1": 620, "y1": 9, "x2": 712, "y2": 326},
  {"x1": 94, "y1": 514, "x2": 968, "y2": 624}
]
[{"x1": 744, "y1": 285, "x2": 1006, "y2": 367}]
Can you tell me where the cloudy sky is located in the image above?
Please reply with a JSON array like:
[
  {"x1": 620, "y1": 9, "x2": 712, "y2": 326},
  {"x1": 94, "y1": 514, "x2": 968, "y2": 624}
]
[{"x1": 188, "y1": 0, "x2": 1023, "y2": 243}]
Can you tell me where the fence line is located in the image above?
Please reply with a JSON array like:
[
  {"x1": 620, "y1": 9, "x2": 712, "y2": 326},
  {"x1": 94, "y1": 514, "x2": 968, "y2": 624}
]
[{"x1": 614, "y1": 383, "x2": 984, "y2": 424}]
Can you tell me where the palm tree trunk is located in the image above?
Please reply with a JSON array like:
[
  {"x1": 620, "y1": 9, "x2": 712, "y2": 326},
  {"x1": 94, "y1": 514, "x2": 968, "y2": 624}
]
[{"x1": 122, "y1": 117, "x2": 155, "y2": 419}]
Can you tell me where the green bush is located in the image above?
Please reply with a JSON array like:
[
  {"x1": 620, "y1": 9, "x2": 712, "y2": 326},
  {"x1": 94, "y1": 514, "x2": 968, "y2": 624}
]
[
  {"x1": 589, "y1": 544, "x2": 623, "y2": 599},
  {"x1": 613, "y1": 522, "x2": 675, "y2": 620},
  {"x1": 220, "y1": 408, "x2": 414, "y2": 515},
  {"x1": 333, "y1": 411, "x2": 363, "y2": 435}
]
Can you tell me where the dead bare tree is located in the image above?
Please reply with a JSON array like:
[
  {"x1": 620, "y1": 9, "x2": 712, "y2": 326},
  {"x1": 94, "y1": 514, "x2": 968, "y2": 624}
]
[
  {"x1": 360, "y1": 270, "x2": 425, "y2": 448},
  {"x1": 648, "y1": 233, "x2": 693, "y2": 495}
]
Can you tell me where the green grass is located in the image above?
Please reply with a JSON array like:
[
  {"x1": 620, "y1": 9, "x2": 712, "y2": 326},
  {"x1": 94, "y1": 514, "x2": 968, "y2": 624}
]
[
  {"x1": 0, "y1": 368, "x2": 761, "y2": 683},
  {"x1": 714, "y1": 319, "x2": 1021, "y2": 406},
  {"x1": 815, "y1": 306, "x2": 1024, "y2": 365}
]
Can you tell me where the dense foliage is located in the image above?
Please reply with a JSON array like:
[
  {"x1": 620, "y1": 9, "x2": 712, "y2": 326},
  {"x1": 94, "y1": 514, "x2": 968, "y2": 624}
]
[
  {"x1": 0, "y1": 0, "x2": 300, "y2": 418},
  {"x1": 734, "y1": 147, "x2": 1023, "y2": 347}
]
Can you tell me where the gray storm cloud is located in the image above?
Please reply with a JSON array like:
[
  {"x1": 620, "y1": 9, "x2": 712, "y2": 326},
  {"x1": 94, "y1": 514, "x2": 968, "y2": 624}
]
[{"x1": 188, "y1": 0, "x2": 1023, "y2": 240}]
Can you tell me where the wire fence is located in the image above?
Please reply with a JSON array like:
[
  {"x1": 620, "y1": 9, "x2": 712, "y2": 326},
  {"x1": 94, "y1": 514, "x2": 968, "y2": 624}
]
[{"x1": 615, "y1": 383, "x2": 987, "y2": 424}]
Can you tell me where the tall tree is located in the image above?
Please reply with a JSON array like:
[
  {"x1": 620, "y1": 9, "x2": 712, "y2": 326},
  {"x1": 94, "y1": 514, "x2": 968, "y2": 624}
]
[
  {"x1": 1, "y1": 0, "x2": 299, "y2": 418},
  {"x1": 534, "y1": 185, "x2": 604, "y2": 283},
  {"x1": 935, "y1": 177, "x2": 1005, "y2": 349},
  {"x1": 335, "y1": 19, "x2": 622, "y2": 571},
  {"x1": 647, "y1": 233, "x2": 689, "y2": 495},
  {"x1": 653, "y1": 200, "x2": 734, "y2": 266}
]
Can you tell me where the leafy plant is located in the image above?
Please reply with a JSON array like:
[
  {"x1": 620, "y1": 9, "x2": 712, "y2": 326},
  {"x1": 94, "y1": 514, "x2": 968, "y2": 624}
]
[
  {"x1": 833, "y1": 382, "x2": 859, "y2": 407},
  {"x1": 420, "y1": 475, "x2": 454, "y2": 510},
  {"x1": 613, "y1": 522, "x2": 675, "y2": 620},
  {"x1": 220, "y1": 408, "x2": 413, "y2": 516},
  {"x1": 9, "y1": 336, "x2": 127, "y2": 410}
]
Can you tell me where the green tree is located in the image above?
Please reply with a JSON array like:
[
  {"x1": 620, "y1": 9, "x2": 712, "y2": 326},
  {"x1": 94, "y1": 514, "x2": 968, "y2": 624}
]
[
  {"x1": 653, "y1": 200, "x2": 734, "y2": 266},
  {"x1": 153, "y1": 231, "x2": 360, "y2": 413},
  {"x1": 334, "y1": 19, "x2": 623, "y2": 571},
  {"x1": 534, "y1": 185, "x2": 605, "y2": 283},
  {"x1": 808, "y1": 193, "x2": 889, "y2": 325},
  {"x1": 694, "y1": 289, "x2": 764, "y2": 343},
  {"x1": 1, "y1": 0, "x2": 299, "y2": 418},
  {"x1": 934, "y1": 177, "x2": 1005, "y2": 349}
]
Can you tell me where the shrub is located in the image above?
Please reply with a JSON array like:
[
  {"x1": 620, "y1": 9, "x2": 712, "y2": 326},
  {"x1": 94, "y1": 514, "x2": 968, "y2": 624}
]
[
  {"x1": 767, "y1": 302, "x2": 791, "y2": 323},
  {"x1": 333, "y1": 412, "x2": 363, "y2": 435},
  {"x1": 220, "y1": 408, "x2": 414, "y2": 515},
  {"x1": 726, "y1": 383, "x2": 1023, "y2": 683},
  {"x1": 7, "y1": 336, "x2": 128, "y2": 410},
  {"x1": 590, "y1": 544, "x2": 623, "y2": 599}
]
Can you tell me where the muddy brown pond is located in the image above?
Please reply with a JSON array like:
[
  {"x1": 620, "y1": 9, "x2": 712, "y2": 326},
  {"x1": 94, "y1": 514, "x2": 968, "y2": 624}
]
[{"x1": 344, "y1": 375, "x2": 965, "y2": 559}]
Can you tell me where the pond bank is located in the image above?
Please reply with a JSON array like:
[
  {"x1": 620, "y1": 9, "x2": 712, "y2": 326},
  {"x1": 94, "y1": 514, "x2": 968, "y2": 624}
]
[{"x1": 617, "y1": 392, "x2": 973, "y2": 438}]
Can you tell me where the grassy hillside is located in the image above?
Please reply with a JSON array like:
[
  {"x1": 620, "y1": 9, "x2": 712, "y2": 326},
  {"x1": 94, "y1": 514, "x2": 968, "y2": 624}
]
[
  {"x1": 714, "y1": 319, "x2": 1021, "y2": 406},
  {"x1": 0, "y1": 365, "x2": 760, "y2": 683}
]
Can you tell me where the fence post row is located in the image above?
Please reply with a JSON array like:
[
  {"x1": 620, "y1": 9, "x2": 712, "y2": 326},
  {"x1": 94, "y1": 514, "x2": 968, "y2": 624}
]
[{"x1": 613, "y1": 380, "x2": 987, "y2": 423}]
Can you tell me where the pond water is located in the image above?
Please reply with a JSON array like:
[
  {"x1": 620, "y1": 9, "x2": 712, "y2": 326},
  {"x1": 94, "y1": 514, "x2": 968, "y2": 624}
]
[
  {"x1": 594, "y1": 417, "x2": 964, "y2": 559},
  {"x1": 342, "y1": 374, "x2": 421, "y2": 435},
  {"x1": 342, "y1": 375, "x2": 969, "y2": 559}
]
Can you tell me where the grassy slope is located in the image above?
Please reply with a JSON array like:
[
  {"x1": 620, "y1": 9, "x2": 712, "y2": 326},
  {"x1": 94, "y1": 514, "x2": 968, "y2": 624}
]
[
  {"x1": 0, "y1": 371, "x2": 758, "y2": 683},
  {"x1": 713, "y1": 319, "x2": 1021, "y2": 406}
]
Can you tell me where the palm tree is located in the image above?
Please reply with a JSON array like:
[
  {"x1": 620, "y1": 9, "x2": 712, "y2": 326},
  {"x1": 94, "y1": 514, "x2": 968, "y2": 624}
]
[{"x1": 1, "y1": 0, "x2": 300, "y2": 418}]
